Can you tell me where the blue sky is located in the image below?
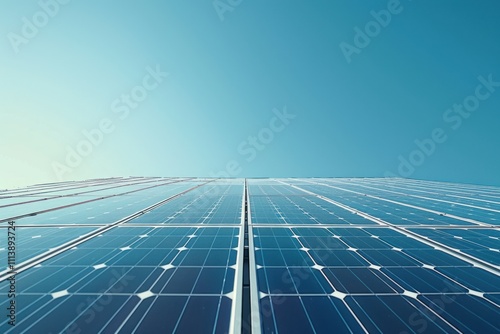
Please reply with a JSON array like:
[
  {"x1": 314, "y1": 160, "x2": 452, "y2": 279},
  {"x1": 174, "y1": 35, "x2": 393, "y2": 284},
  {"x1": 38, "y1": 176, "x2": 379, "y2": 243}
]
[{"x1": 1, "y1": 0, "x2": 499, "y2": 189}]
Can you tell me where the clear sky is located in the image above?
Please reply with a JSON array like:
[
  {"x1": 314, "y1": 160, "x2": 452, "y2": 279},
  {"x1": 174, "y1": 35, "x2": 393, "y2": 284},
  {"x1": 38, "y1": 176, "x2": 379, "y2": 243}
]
[{"x1": 1, "y1": 0, "x2": 499, "y2": 189}]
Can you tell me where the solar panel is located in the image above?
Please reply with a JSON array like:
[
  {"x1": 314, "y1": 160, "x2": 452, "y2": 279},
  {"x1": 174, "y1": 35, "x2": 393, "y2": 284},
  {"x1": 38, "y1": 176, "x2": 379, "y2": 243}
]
[
  {"x1": 0, "y1": 178, "x2": 499, "y2": 333},
  {"x1": 0, "y1": 226, "x2": 236, "y2": 333},
  {"x1": 249, "y1": 179, "x2": 500, "y2": 333}
]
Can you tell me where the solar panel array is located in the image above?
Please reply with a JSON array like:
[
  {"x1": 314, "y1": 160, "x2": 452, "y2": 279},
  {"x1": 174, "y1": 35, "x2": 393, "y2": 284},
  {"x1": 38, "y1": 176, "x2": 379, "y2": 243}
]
[{"x1": 1, "y1": 177, "x2": 499, "y2": 333}]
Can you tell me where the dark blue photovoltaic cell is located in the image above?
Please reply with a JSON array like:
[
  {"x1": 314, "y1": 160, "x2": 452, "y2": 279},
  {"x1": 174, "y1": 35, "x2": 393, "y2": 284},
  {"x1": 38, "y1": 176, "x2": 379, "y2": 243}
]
[
  {"x1": 298, "y1": 236, "x2": 347, "y2": 249},
  {"x1": 257, "y1": 267, "x2": 333, "y2": 294},
  {"x1": 345, "y1": 295, "x2": 456, "y2": 333},
  {"x1": 309, "y1": 249, "x2": 370, "y2": 266},
  {"x1": 357, "y1": 249, "x2": 422, "y2": 266},
  {"x1": 341, "y1": 236, "x2": 393, "y2": 249},
  {"x1": 173, "y1": 249, "x2": 236, "y2": 266},
  {"x1": 94, "y1": 295, "x2": 232, "y2": 333},
  {"x1": 322, "y1": 268, "x2": 402, "y2": 294},
  {"x1": 379, "y1": 235, "x2": 434, "y2": 249},
  {"x1": 260, "y1": 296, "x2": 364, "y2": 333},
  {"x1": 401, "y1": 249, "x2": 471, "y2": 266},
  {"x1": 380, "y1": 267, "x2": 467, "y2": 293},
  {"x1": 418, "y1": 294, "x2": 500, "y2": 333},
  {"x1": 255, "y1": 235, "x2": 302, "y2": 248},
  {"x1": 168, "y1": 296, "x2": 232, "y2": 333},
  {"x1": 435, "y1": 266, "x2": 500, "y2": 292},
  {"x1": 256, "y1": 249, "x2": 314, "y2": 266},
  {"x1": 150, "y1": 267, "x2": 234, "y2": 294},
  {"x1": 466, "y1": 250, "x2": 500, "y2": 265},
  {"x1": 485, "y1": 293, "x2": 500, "y2": 305}
]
